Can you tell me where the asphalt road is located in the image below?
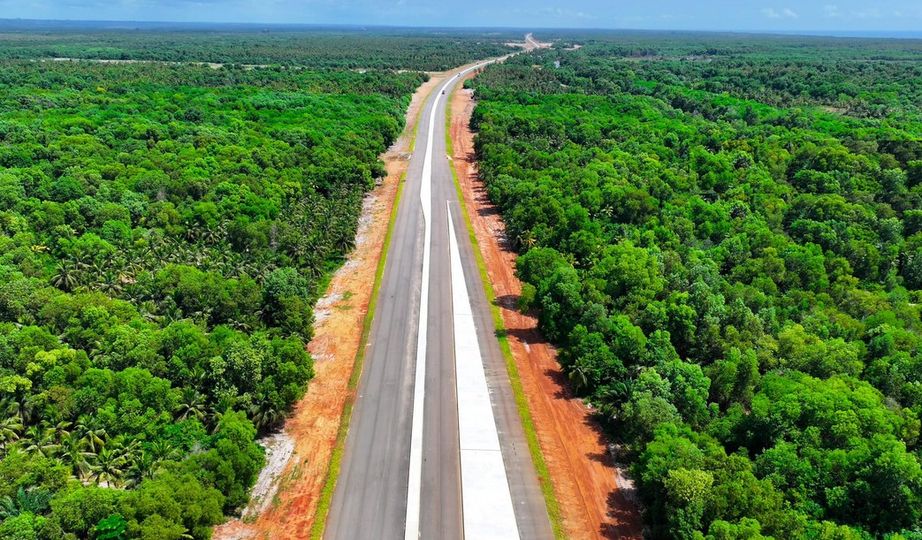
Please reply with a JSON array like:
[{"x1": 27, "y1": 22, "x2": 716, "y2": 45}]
[{"x1": 325, "y1": 54, "x2": 553, "y2": 540}]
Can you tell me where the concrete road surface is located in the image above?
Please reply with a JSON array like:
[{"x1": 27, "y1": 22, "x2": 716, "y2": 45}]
[{"x1": 325, "y1": 52, "x2": 554, "y2": 540}]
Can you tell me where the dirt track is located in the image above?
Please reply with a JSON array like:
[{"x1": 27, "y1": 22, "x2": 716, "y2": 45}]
[
  {"x1": 449, "y1": 75, "x2": 643, "y2": 540},
  {"x1": 213, "y1": 73, "x2": 443, "y2": 540}
]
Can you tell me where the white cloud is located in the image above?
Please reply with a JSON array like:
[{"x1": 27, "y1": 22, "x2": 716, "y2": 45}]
[
  {"x1": 761, "y1": 6, "x2": 797, "y2": 19},
  {"x1": 823, "y1": 4, "x2": 840, "y2": 17},
  {"x1": 537, "y1": 6, "x2": 595, "y2": 20},
  {"x1": 851, "y1": 8, "x2": 883, "y2": 18}
]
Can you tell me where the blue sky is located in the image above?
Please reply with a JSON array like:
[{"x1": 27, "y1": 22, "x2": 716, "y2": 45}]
[{"x1": 3, "y1": 0, "x2": 922, "y2": 31}]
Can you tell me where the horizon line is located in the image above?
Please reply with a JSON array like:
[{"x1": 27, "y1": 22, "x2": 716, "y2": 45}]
[{"x1": 2, "y1": 17, "x2": 921, "y2": 40}]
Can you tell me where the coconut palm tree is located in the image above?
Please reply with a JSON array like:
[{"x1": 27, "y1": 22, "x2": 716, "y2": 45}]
[
  {"x1": 250, "y1": 399, "x2": 283, "y2": 432},
  {"x1": 48, "y1": 420, "x2": 72, "y2": 444},
  {"x1": 51, "y1": 261, "x2": 81, "y2": 291},
  {"x1": 0, "y1": 416, "x2": 23, "y2": 450},
  {"x1": 568, "y1": 363, "x2": 591, "y2": 395},
  {"x1": 147, "y1": 439, "x2": 178, "y2": 463},
  {"x1": 89, "y1": 447, "x2": 126, "y2": 487},
  {"x1": 124, "y1": 450, "x2": 156, "y2": 488},
  {"x1": 6, "y1": 396, "x2": 36, "y2": 426},
  {"x1": 515, "y1": 229, "x2": 538, "y2": 251},
  {"x1": 176, "y1": 389, "x2": 206, "y2": 421},
  {"x1": 58, "y1": 434, "x2": 94, "y2": 480},
  {"x1": 24, "y1": 426, "x2": 60, "y2": 458},
  {"x1": 205, "y1": 408, "x2": 225, "y2": 435},
  {"x1": 97, "y1": 270, "x2": 124, "y2": 296},
  {"x1": 75, "y1": 419, "x2": 107, "y2": 454}
]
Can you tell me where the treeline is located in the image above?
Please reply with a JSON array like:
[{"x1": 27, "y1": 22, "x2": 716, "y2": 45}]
[
  {"x1": 471, "y1": 35, "x2": 922, "y2": 539},
  {"x1": 536, "y1": 30, "x2": 922, "y2": 61},
  {"x1": 0, "y1": 59, "x2": 424, "y2": 538},
  {"x1": 1, "y1": 60, "x2": 425, "y2": 98},
  {"x1": 0, "y1": 29, "x2": 516, "y2": 70}
]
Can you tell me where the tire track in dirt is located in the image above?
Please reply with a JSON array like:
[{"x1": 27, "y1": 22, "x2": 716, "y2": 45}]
[{"x1": 449, "y1": 74, "x2": 643, "y2": 540}]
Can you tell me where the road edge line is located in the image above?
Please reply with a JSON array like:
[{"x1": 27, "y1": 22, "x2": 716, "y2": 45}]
[{"x1": 444, "y1": 75, "x2": 567, "y2": 540}]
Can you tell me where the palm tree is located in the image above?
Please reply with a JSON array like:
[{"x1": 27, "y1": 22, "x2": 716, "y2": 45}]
[
  {"x1": 7, "y1": 396, "x2": 35, "y2": 426},
  {"x1": 24, "y1": 426, "x2": 60, "y2": 458},
  {"x1": 58, "y1": 434, "x2": 94, "y2": 480},
  {"x1": 162, "y1": 301, "x2": 185, "y2": 324},
  {"x1": 202, "y1": 224, "x2": 225, "y2": 244},
  {"x1": 176, "y1": 390, "x2": 206, "y2": 422},
  {"x1": 124, "y1": 450, "x2": 156, "y2": 488},
  {"x1": 0, "y1": 416, "x2": 23, "y2": 450},
  {"x1": 206, "y1": 408, "x2": 225, "y2": 435},
  {"x1": 0, "y1": 495, "x2": 15, "y2": 520},
  {"x1": 0, "y1": 398, "x2": 14, "y2": 416},
  {"x1": 515, "y1": 229, "x2": 538, "y2": 251},
  {"x1": 89, "y1": 447, "x2": 126, "y2": 487},
  {"x1": 51, "y1": 261, "x2": 81, "y2": 291},
  {"x1": 48, "y1": 420, "x2": 72, "y2": 444},
  {"x1": 138, "y1": 300, "x2": 163, "y2": 323},
  {"x1": 97, "y1": 270, "x2": 124, "y2": 295},
  {"x1": 147, "y1": 439, "x2": 178, "y2": 463},
  {"x1": 75, "y1": 419, "x2": 107, "y2": 454},
  {"x1": 568, "y1": 363, "x2": 591, "y2": 395},
  {"x1": 250, "y1": 399, "x2": 283, "y2": 432}
]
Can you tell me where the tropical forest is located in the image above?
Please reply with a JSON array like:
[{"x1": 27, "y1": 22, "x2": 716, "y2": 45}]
[
  {"x1": 0, "y1": 28, "x2": 514, "y2": 539},
  {"x1": 470, "y1": 32, "x2": 922, "y2": 539}
]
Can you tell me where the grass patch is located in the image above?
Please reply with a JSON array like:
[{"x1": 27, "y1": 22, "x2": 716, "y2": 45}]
[{"x1": 444, "y1": 79, "x2": 566, "y2": 540}]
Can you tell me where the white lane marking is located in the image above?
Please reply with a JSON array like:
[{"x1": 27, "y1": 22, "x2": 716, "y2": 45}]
[
  {"x1": 404, "y1": 59, "x2": 496, "y2": 540},
  {"x1": 448, "y1": 204, "x2": 520, "y2": 540}
]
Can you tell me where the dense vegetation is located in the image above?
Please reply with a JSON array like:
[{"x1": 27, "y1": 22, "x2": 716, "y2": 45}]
[
  {"x1": 0, "y1": 53, "x2": 424, "y2": 538},
  {"x1": 471, "y1": 34, "x2": 922, "y2": 539},
  {"x1": 0, "y1": 25, "x2": 516, "y2": 70}
]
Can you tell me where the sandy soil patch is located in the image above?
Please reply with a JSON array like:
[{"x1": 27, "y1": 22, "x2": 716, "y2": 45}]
[
  {"x1": 241, "y1": 433, "x2": 296, "y2": 520},
  {"x1": 450, "y1": 74, "x2": 643, "y2": 539},
  {"x1": 213, "y1": 72, "x2": 444, "y2": 540}
]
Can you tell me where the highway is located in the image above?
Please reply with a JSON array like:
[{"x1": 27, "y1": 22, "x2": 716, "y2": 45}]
[{"x1": 325, "y1": 50, "x2": 554, "y2": 540}]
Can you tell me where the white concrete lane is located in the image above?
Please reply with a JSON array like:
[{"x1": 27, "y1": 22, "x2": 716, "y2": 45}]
[
  {"x1": 448, "y1": 205, "x2": 520, "y2": 540},
  {"x1": 404, "y1": 60, "x2": 500, "y2": 540}
]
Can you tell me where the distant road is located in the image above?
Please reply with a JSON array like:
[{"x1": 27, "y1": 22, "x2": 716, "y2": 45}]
[
  {"x1": 324, "y1": 43, "x2": 553, "y2": 540},
  {"x1": 525, "y1": 32, "x2": 540, "y2": 50}
]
